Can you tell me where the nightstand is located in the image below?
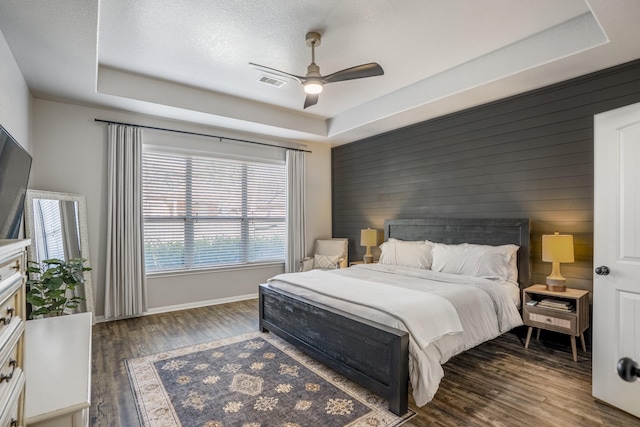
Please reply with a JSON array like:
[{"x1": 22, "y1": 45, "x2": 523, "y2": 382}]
[
  {"x1": 349, "y1": 260, "x2": 378, "y2": 266},
  {"x1": 522, "y1": 284, "x2": 590, "y2": 362}
]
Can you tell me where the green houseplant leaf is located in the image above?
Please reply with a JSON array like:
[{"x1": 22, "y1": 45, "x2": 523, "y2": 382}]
[{"x1": 26, "y1": 258, "x2": 92, "y2": 319}]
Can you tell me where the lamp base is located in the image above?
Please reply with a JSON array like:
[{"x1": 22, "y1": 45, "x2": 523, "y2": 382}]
[
  {"x1": 546, "y1": 277, "x2": 566, "y2": 292},
  {"x1": 363, "y1": 254, "x2": 373, "y2": 264}
]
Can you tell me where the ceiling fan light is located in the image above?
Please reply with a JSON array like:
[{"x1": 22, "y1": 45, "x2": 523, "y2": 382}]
[{"x1": 304, "y1": 81, "x2": 323, "y2": 94}]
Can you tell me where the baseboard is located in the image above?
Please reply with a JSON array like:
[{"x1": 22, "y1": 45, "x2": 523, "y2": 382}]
[
  {"x1": 146, "y1": 293, "x2": 259, "y2": 315},
  {"x1": 94, "y1": 293, "x2": 258, "y2": 323}
]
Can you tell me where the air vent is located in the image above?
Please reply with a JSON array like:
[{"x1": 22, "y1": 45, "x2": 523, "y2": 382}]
[{"x1": 258, "y1": 75, "x2": 287, "y2": 88}]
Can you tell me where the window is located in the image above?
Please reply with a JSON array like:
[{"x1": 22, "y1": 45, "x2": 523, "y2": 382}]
[
  {"x1": 142, "y1": 150, "x2": 286, "y2": 273},
  {"x1": 33, "y1": 198, "x2": 66, "y2": 261}
]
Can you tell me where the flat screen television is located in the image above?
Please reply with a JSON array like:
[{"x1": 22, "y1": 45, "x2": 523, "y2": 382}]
[{"x1": 0, "y1": 123, "x2": 32, "y2": 239}]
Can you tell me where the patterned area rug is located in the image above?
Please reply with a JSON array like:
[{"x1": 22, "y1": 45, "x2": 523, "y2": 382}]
[{"x1": 126, "y1": 331, "x2": 415, "y2": 427}]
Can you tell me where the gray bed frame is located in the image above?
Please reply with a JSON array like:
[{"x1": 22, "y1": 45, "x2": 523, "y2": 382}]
[{"x1": 259, "y1": 218, "x2": 530, "y2": 415}]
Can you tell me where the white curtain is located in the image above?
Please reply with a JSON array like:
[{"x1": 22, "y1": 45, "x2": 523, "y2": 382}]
[
  {"x1": 104, "y1": 124, "x2": 147, "y2": 319},
  {"x1": 285, "y1": 150, "x2": 306, "y2": 273}
]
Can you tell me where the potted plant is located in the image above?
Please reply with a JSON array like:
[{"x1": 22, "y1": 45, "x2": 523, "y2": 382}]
[{"x1": 26, "y1": 258, "x2": 91, "y2": 319}]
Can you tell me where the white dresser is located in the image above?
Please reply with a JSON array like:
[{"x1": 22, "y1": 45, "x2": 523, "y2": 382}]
[
  {"x1": 0, "y1": 239, "x2": 29, "y2": 427},
  {"x1": 25, "y1": 312, "x2": 92, "y2": 427}
]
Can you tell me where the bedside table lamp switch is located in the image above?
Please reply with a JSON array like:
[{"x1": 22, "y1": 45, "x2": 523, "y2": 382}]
[
  {"x1": 542, "y1": 232, "x2": 574, "y2": 292},
  {"x1": 360, "y1": 228, "x2": 378, "y2": 264}
]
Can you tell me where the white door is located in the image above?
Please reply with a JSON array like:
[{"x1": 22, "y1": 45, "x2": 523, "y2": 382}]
[{"x1": 593, "y1": 102, "x2": 640, "y2": 417}]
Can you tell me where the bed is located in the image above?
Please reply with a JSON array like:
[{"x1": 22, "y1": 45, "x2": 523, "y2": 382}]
[{"x1": 259, "y1": 218, "x2": 530, "y2": 415}]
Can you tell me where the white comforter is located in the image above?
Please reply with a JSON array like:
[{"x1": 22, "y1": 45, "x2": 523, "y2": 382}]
[{"x1": 267, "y1": 263, "x2": 523, "y2": 406}]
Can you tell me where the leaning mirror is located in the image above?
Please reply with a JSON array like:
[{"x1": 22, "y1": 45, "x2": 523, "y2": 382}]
[{"x1": 24, "y1": 190, "x2": 95, "y2": 318}]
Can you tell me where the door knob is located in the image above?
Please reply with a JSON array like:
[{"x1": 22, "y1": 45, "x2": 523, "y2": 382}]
[
  {"x1": 595, "y1": 266, "x2": 610, "y2": 276},
  {"x1": 617, "y1": 357, "x2": 639, "y2": 382}
]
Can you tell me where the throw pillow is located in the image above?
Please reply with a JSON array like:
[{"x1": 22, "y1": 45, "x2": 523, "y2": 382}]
[{"x1": 313, "y1": 254, "x2": 341, "y2": 269}]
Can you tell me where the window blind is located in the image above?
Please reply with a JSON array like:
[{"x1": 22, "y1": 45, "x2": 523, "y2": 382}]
[
  {"x1": 34, "y1": 199, "x2": 65, "y2": 261},
  {"x1": 143, "y1": 150, "x2": 286, "y2": 272}
]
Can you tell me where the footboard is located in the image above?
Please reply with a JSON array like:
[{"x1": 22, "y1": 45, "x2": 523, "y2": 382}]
[{"x1": 258, "y1": 283, "x2": 409, "y2": 416}]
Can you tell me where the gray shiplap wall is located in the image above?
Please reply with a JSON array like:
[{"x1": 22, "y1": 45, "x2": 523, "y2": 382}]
[{"x1": 332, "y1": 58, "x2": 640, "y2": 292}]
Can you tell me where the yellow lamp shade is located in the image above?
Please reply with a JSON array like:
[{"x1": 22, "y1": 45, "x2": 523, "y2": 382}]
[
  {"x1": 542, "y1": 233, "x2": 575, "y2": 263},
  {"x1": 360, "y1": 229, "x2": 378, "y2": 247}
]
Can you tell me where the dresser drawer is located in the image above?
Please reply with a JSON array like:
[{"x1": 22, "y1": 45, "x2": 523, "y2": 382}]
[
  {"x1": 524, "y1": 308, "x2": 577, "y2": 335},
  {"x1": 0, "y1": 370, "x2": 24, "y2": 427},
  {"x1": 0, "y1": 254, "x2": 22, "y2": 290},
  {"x1": 0, "y1": 323, "x2": 23, "y2": 407},
  {"x1": 0, "y1": 280, "x2": 21, "y2": 344}
]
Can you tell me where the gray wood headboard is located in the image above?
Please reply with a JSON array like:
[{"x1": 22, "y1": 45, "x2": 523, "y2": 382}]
[{"x1": 384, "y1": 218, "x2": 531, "y2": 288}]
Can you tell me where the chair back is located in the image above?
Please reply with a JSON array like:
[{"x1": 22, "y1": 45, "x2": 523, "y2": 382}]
[{"x1": 314, "y1": 238, "x2": 348, "y2": 269}]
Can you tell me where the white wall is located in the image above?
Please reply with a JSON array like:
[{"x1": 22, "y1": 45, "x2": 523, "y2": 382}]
[
  {"x1": 30, "y1": 98, "x2": 332, "y2": 318},
  {"x1": 305, "y1": 138, "x2": 332, "y2": 250},
  {"x1": 0, "y1": 29, "x2": 31, "y2": 153}
]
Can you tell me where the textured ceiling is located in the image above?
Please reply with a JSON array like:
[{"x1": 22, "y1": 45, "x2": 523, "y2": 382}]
[{"x1": 1, "y1": 1, "x2": 640, "y2": 146}]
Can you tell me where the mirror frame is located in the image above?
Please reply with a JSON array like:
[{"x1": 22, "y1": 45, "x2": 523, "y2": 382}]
[{"x1": 23, "y1": 189, "x2": 95, "y2": 318}]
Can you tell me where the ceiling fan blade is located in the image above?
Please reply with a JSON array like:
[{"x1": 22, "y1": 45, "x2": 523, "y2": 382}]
[
  {"x1": 249, "y1": 62, "x2": 304, "y2": 83},
  {"x1": 304, "y1": 94, "x2": 319, "y2": 109},
  {"x1": 322, "y1": 63, "x2": 384, "y2": 84}
]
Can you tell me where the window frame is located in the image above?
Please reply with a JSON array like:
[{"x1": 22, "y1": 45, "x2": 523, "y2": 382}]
[{"x1": 142, "y1": 146, "x2": 287, "y2": 275}]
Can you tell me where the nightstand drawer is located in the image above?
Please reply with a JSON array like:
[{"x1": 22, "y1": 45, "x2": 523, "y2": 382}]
[
  {"x1": 529, "y1": 312, "x2": 573, "y2": 329},
  {"x1": 524, "y1": 309, "x2": 577, "y2": 334}
]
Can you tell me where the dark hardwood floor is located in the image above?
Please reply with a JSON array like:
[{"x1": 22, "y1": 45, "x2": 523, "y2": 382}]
[{"x1": 90, "y1": 300, "x2": 639, "y2": 427}]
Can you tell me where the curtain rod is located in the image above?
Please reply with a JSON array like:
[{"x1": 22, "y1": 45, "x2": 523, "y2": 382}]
[{"x1": 94, "y1": 119, "x2": 312, "y2": 153}]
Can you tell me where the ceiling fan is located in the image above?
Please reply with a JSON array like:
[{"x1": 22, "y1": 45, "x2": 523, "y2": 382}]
[{"x1": 250, "y1": 32, "x2": 384, "y2": 109}]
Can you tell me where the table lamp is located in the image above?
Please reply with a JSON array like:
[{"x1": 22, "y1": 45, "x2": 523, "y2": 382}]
[
  {"x1": 542, "y1": 232, "x2": 574, "y2": 292},
  {"x1": 360, "y1": 228, "x2": 378, "y2": 264}
]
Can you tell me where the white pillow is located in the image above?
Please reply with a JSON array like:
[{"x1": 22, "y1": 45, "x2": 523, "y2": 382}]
[
  {"x1": 472, "y1": 243, "x2": 519, "y2": 283},
  {"x1": 431, "y1": 242, "x2": 518, "y2": 282},
  {"x1": 313, "y1": 254, "x2": 340, "y2": 269},
  {"x1": 378, "y1": 241, "x2": 395, "y2": 264},
  {"x1": 507, "y1": 249, "x2": 519, "y2": 284},
  {"x1": 378, "y1": 238, "x2": 434, "y2": 269}
]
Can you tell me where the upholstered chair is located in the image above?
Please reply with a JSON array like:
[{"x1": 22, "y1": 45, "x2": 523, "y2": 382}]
[{"x1": 300, "y1": 238, "x2": 348, "y2": 271}]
